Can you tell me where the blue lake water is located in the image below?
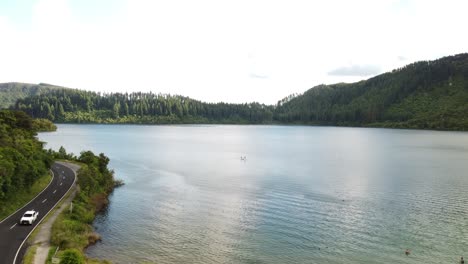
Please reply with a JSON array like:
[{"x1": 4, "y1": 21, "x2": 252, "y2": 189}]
[{"x1": 39, "y1": 125, "x2": 468, "y2": 263}]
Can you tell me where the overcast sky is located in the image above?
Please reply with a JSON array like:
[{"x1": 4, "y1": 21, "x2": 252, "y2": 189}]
[{"x1": 0, "y1": 0, "x2": 467, "y2": 104}]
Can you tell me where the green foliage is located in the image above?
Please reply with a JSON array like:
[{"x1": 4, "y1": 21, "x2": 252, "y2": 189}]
[
  {"x1": 274, "y1": 53, "x2": 468, "y2": 130},
  {"x1": 77, "y1": 151, "x2": 115, "y2": 196},
  {"x1": 5, "y1": 53, "x2": 468, "y2": 130},
  {"x1": 13, "y1": 88, "x2": 274, "y2": 124},
  {"x1": 0, "y1": 82, "x2": 65, "y2": 109},
  {"x1": 0, "y1": 110, "x2": 113, "y2": 262},
  {"x1": 59, "y1": 249, "x2": 85, "y2": 264},
  {"x1": 0, "y1": 110, "x2": 53, "y2": 212},
  {"x1": 32, "y1": 118, "x2": 57, "y2": 132},
  {"x1": 50, "y1": 150, "x2": 117, "y2": 263},
  {"x1": 51, "y1": 209, "x2": 91, "y2": 249},
  {"x1": 49, "y1": 146, "x2": 76, "y2": 161},
  {"x1": 46, "y1": 246, "x2": 58, "y2": 264},
  {"x1": 0, "y1": 173, "x2": 51, "y2": 221},
  {"x1": 23, "y1": 245, "x2": 38, "y2": 264}
]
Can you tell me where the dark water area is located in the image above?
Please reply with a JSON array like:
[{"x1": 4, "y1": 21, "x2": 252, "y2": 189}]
[{"x1": 39, "y1": 125, "x2": 468, "y2": 263}]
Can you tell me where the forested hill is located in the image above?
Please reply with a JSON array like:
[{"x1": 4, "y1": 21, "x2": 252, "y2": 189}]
[
  {"x1": 5, "y1": 53, "x2": 468, "y2": 130},
  {"x1": 0, "y1": 82, "x2": 65, "y2": 109},
  {"x1": 274, "y1": 53, "x2": 468, "y2": 130},
  {"x1": 13, "y1": 89, "x2": 273, "y2": 124}
]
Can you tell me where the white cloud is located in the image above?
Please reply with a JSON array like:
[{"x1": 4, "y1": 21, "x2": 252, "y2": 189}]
[
  {"x1": 328, "y1": 64, "x2": 382, "y2": 77},
  {"x1": 0, "y1": 0, "x2": 467, "y2": 104}
]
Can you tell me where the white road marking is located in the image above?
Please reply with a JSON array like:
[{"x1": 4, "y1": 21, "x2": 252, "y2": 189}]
[
  {"x1": 53, "y1": 190, "x2": 57, "y2": 194},
  {"x1": 42, "y1": 199, "x2": 47, "y2": 203},
  {"x1": 10, "y1": 223, "x2": 17, "y2": 229},
  {"x1": 60, "y1": 183, "x2": 63, "y2": 186}
]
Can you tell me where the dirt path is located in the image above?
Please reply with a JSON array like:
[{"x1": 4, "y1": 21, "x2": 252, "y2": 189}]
[{"x1": 33, "y1": 162, "x2": 80, "y2": 264}]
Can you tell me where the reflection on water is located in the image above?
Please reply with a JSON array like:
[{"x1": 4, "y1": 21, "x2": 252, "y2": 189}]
[{"x1": 39, "y1": 125, "x2": 468, "y2": 264}]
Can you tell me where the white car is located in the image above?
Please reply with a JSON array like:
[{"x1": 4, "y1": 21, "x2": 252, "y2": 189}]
[{"x1": 20, "y1": 210, "x2": 39, "y2": 225}]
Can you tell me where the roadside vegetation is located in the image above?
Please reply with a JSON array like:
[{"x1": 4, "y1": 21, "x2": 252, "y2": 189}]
[
  {"x1": 45, "y1": 246, "x2": 58, "y2": 264},
  {"x1": 0, "y1": 110, "x2": 119, "y2": 263},
  {"x1": 0, "y1": 173, "x2": 51, "y2": 221},
  {"x1": 0, "y1": 110, "x2": 53, "y2": 220},
  {"x1": 49, "y1": 148, "x2": 119, "y2": 263},
  {"x1": 23, "y1": 245, "x2": 38, "y2": 264}
]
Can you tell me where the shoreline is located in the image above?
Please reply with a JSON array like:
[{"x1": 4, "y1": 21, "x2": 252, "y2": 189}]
[{"x1": 48, "y1": 122, "x2": 468, "y2": 133}]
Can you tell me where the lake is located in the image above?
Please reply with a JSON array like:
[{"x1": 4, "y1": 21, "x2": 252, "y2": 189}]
[{"x1": 39, "y1": 125, "x2": 468, "y2": 264}]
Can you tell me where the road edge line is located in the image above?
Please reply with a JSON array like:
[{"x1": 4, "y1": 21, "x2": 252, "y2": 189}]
[
  {"x1": 13, "y1": 163, "x2": 78, "y2": 264},
  {"x1": 0, "y1": 170, "x2": 55, "y2": 225}
]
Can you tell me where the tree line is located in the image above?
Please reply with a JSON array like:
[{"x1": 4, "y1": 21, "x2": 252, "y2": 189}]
[
  {"x1": 14, "y1": 90, "x2": 274, "y2": 124},
  {"x1": 0, "y1": 82, "x2": 64, "y2": 109},
  {"x1": 274, "y1": 53, "x2": 468, "y2": 130},
  {"x1": 9, "y1": 53, "x2": 468, "y2": 130}
]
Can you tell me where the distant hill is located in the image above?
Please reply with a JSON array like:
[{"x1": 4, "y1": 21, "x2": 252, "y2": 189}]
[
  {"x1": 274, "y1": 53, "x2": 468, "y2": 130},
  {"x1": 0, "y1": 83, "x2": 66, "y2": 109},
  {"x1": 3, "y1": 53, "x2": 468, "y2": 130}
]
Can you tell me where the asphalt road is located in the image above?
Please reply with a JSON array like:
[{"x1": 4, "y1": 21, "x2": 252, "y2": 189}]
[{"x1": 0, "y1": 162, "x2": 76, "y2": 264}]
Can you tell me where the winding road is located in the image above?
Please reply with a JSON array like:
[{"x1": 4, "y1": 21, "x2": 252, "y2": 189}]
[{"x1": 0, "y1": 162, "x2": 76, "y2": 264}]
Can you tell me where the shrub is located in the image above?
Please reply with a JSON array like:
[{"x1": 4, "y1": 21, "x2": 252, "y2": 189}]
[{"x1": 59, "y1": 249, "x2": 85, "y2": 264}]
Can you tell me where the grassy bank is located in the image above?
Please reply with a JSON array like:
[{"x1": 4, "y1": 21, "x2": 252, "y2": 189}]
[
  {"x1": 49, "y1": 151, "x2": 119, "y2": 263},
  {"x1": 0, "y1": 172, "x2": 52, "y2": 221},
  {"x1": 23, "y1": 245, "x2": 38, "y2": 264}
]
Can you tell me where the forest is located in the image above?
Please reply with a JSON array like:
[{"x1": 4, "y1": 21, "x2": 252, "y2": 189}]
[
  {"x1": 0, "y1": 82, "x2": 64, "y2": 110},
  {"x1": 274, "y1": 53, "x2": 468, "y2": 130},
  {"x1": 0, "y1": 110, "x2": 53, "y2": 214},
  {"x1": 12, "y1": 89, "x2": 274, "y2": 124},
  {"x1": 3, "y1": 53, "x2": 468, "y2": 130}
]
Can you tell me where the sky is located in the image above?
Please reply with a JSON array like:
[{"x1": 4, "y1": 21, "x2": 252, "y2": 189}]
[{"x1": 0, "y1": 0, "x2": 467, "y2": 104}]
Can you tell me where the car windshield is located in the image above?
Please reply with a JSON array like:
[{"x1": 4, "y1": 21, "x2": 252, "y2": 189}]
[{"x1": 23, "y1": 213, "x2": 32, "y2": 217}]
